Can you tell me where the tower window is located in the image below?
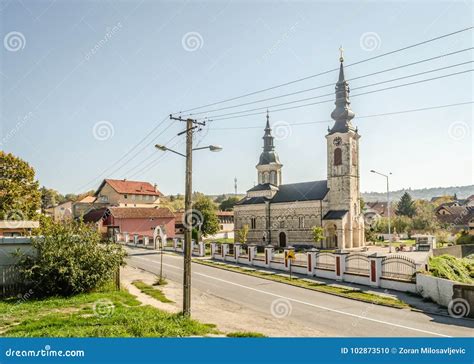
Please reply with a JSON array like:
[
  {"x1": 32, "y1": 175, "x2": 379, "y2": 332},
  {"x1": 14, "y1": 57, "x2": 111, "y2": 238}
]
[
  {"x1": 334, "y1": 148, "x2": 342, "y2": 166},
  {"x1": 251, "y1": 218, "x2": 256, "y2": 229},
  {"x1": 299, "y1": 216, "x2": 305, "y2": 228}
]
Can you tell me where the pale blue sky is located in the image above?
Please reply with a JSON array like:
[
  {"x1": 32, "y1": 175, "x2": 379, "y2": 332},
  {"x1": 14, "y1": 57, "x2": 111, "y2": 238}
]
[{"x1": 1, "y1": 0, "x2": 472, "y2": 196}]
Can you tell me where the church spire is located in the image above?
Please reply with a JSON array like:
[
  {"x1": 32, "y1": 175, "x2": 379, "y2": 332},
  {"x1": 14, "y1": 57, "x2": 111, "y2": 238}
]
[
  {"x1": 263, "y1": 109, "x2": 274, "y2": 152},
  {"x1": 329, "y1": 47, "x2": 356, "y2": 134}
]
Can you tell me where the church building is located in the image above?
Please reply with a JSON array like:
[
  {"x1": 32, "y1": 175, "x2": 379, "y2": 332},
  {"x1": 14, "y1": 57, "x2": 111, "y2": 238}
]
[{"x1": 234, "y1": 54, "x2": 365, "y2": 249}]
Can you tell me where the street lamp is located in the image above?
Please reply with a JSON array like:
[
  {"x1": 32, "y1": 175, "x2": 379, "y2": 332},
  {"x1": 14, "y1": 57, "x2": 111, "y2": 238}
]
[
  {"x1": 155, "y1": 140, "x2": 222, "y2": 316},
  {"x1": 370, "y1": 170, "x2": 393, "y2": 253}
]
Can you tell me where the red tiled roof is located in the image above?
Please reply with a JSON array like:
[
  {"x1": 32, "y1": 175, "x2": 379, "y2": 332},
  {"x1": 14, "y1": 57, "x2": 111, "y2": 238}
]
[
  {"x1": 96, "y1": 179, "x2": 163, "y2": 197},
  {"x1": 108, "y1": 207, "x2": 174, "y2": 219},
  {"x1": 83, "y1": 208, "x2": 108, "y2": 223}
]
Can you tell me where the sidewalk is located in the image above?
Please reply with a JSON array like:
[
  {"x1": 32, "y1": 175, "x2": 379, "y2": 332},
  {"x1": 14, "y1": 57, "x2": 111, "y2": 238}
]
[{"x1": 122, "y1": 264, "x2": 327, "y2": 337}]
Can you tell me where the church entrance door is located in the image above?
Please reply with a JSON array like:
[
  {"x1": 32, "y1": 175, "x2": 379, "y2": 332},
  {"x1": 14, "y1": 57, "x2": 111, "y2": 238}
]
[{"x1": 279, "y1": 232, "x2": 286, "y2": 248}]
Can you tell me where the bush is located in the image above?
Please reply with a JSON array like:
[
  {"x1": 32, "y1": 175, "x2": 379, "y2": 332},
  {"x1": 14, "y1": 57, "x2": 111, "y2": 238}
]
[
  {"x1": 456, "y1": 231, "x2": 474, "y2": 245},
  {"x1": 428, "y1": 255, "x2": 474, "y2": 284},
  {"x1": 15, "y1": 218, "x2": 126, "y2": 296}
]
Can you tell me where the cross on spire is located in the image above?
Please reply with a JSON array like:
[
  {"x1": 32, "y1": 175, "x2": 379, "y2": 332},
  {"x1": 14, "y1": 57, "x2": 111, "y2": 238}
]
[{"x1": 339, "y1": 45, "x2": 344, "y2": 63}]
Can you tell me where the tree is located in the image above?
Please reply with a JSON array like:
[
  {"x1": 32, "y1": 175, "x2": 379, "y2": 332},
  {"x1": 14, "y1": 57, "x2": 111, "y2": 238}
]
[
  {"x1": 0, "y1": 151, "x2": 41, "y2": 220},
  {"x1": 15, "y1": 217, "x2": 126, "y2": 296},
  {"x1": 396, "y1": 192, "x2": 416, "y2": 217},
  {"x1": 411, "y1": 200, "x2": 439, "y2": 232},
  {"x1": 236, "y1": 224, "x2": 249, "y2": 244},
  {"x1": 312, "y1": 226, "x2": 324, "y2": 247},
  {"x1": 392, "y1": 215, "x2": 412, "y2": 234},
  {"x1": 219, "y1": 196, "x2": 240, "y2": 211},
  {"x1": 192, "y1": 195, "x2": 220, "y2": 237},
  {"x1": 359, "y1": 197, "x2": 366, "y2": 212}
]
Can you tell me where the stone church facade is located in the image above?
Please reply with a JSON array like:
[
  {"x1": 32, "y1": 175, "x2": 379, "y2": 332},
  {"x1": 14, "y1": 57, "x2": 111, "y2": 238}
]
[{"x1": 234, "y1": 55, "x2": 365, "y2": 250}]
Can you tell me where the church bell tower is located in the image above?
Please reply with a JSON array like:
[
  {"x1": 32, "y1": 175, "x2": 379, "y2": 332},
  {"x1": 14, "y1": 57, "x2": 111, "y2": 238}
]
[{"x1": 326, "y1": 48, "x2": 364, "y2": 248}]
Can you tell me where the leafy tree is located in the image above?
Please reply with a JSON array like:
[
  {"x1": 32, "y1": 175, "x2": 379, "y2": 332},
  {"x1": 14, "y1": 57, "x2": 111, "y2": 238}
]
[
  {"x1": 219, "y1": 196, "x2": 240, "y2": 211},
  {"x1": 15, "y1": 217, "x2": 126, "y2": 296},
  {"x1": 0, "y1": 151, "x2": 40, "y2": 220},
  {"x1": 236, "y1": 224, "x2": 249, "y2": 244},
  {"x1": 396, "y1": 192, "x2": 416, "y2": 217},
  {"x1": 192, "y1": 195, "x2": 219, "y2": 237},
  {"x1": 392, "y1": 215, "x2": 412, "y2": 234},
  {"x1": 411, "y1": 200, "x2": 439, "y2": 232},
  {"x1": 312, "y1": 226, "x2": 324, "y2": 247},
  {"x1": 365, "y1": 227, "x2": 377, "y2": 243},
  {"x1": 456, "y1": 230, "x2": 474, "y2": 245}
]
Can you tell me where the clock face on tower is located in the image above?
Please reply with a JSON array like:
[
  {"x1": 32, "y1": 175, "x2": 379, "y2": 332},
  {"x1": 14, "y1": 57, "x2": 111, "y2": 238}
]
[{"x1": 333, "y1": 137, "x2": 342, "y2": 146}]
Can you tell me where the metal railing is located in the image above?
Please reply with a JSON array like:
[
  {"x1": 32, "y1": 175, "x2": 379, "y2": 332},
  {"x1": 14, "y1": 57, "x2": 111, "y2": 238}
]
[
  {"x1": 316, "y1": 252, "x2": 335, "y2": 271},
  {"x1": 345, "y1": 253, "x2": 370, "y2": 276},
  {"x1": 381, "y1": 254, "x2": 417, "y2": 282}
]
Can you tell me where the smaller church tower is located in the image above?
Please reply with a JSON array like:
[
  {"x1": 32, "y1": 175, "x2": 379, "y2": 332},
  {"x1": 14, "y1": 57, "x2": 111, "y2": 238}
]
[{"x1": 256, "y1": 111, "x2": 283, "y2": 186}]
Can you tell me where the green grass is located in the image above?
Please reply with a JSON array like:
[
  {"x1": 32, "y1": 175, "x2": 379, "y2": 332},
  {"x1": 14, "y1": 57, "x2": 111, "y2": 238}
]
[
  {"x1": 132, "y1": 280, "x2": 173, "y2": 303},
  {"x1": 227, "y1": 331, "x2": 266, "y2": 337},
  {"x1": 428, "y1": 255, "x2": 474, "y2": 284},
  {"x1": 0, "y1": 288, "x2": 216, "y2": 337},
  {"x1": 194, "y1": 260, "x2": 408, "y2": 309},
  {"x1": 203, "y1": 238, "x2": 234, "y2": 244},
  {"x1": 153, "y1": 277, "x2": 168, "y2": 286}
]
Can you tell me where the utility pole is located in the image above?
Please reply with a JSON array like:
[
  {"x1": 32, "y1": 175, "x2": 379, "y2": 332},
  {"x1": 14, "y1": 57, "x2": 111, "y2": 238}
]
[
  {"x1": 234, "y1": 177, "x2": 237, "y2": 195},
  {"x1": 156, "y1": 116, "x2": 222, "y2": 316},
  {"x1": 169, "y1": 115, "x2": 204, "y2": 316}
]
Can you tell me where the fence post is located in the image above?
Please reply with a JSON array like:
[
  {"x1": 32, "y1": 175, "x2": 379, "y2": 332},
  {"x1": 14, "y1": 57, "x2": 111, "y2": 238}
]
[
  {"x1": 234, "y1": 243, "x2": 241, "y2": 261},
  {"x1": 198, "y1": 241, "x2": 205, "y2": 257},
  {"x1": 264, "y1": 245, "x2": 274, "y2": 267},
  {"x1": 248, "y1": 244, "x2": 257, "y2": 264},
  {"x1": 369, "y1": 253, "x2": 385, "y2": 287},
  {"x1": 334, "y1": 251, "x2": 348, "y2": 281},
  {"x1": 284, "y1": 246, "x2": 295, "y2": 271},
  {"x1": 210, "y1": 242, "x2": 217, "y2": 258},
  {"x1": 307, "y1": 248, "x2": 318, "y2": 276},
  {"x1": 173, "y1": 238, "x2": 178, "y2": 251},
  {"x1": 222, "y1": 243, "x2": 229, "y2": 261},
  {"x1": 124, "y1": 232, "x2": 129, "y2": 243},
  {"x1": 144, "y1": 236, "x2": 149, "y2": 246}
]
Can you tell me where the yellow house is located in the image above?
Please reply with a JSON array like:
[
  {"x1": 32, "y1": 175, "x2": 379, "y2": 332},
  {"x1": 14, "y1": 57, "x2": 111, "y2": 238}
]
[{"x1": 94, "y1": 179, "x2": 163, "y2": 208}]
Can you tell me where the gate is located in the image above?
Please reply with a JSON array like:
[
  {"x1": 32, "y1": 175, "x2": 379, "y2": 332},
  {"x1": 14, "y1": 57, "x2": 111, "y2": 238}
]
[{"x1": 381, "y1": 254, "x2": 416, "y2": 281}]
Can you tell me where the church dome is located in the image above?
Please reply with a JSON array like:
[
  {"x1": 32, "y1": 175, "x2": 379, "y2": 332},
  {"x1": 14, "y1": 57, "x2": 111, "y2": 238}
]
[{"x1": 258, "y1": 150, "x2": 281, "y2": 165}]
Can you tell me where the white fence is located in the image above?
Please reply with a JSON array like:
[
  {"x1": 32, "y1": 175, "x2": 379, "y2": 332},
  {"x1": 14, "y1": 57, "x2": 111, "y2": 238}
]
[
  {"x1": 116, "y1": 235, "x2": 206, "y2": 257},
  {"x1": 210, "y1": 243, "x2": 418, "y2": 293}
]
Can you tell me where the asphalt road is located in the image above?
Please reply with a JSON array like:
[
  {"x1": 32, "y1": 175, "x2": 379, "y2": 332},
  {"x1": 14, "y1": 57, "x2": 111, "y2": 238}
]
[{"x1": 126, "y1": 247, "x2": 474, "y2": 337}]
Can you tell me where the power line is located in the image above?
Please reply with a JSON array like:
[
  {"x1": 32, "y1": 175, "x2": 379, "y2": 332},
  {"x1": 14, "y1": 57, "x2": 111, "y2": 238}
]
[
  {"x1": 200, "y1": 67, "x2": 473, "y2": 121},
  {"x1": 74, "y1": 115, "x2": 172, "y2": 192},
  {"x1": 208, "y1": 101, "x2": 474, "y2": 130},
  {"x1": 204, "y1": 68, "x2": 473, "y2": 122},
  {"x1": 183, "y1": 48, "x2": 473, "y2": 117},
  {"x1": 174, "y1": 26, "x2": 473, "y2": 115}
]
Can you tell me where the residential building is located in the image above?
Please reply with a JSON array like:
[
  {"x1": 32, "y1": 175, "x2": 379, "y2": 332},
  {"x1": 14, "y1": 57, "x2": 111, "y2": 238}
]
[
  {"x1": 234, "y1": 55, "x2": 365, "y2": 249},
  {"x1": 72, "y1": 195, "x2": 107, "y2": 218},
  {"x1": 0, "y1": 220, "x2": 39, "y2": 237},
  {"x1": 45, "y1": 201, "x2": 73, "y2": 221},
  {"x1": 94, "y1": 179, "x2": 163, "y2": 207},
  {"x1": 435, "y1": 205, "x2": 474, "y2": 232},
  {"x1": 83, "y1": 206, "x2": 175, "y2": 239}
]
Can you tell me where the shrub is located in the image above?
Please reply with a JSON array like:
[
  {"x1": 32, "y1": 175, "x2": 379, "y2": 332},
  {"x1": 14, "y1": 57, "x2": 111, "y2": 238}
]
[
  {"x1": 456, "y1": 231, "x2": 474, "y2": 245},
  {"x1": 428, "y1": 255, "x2": 473, "y2": 284},
  {"x1": 15, "y1": 217, "x2": 126, "y2": 296}
]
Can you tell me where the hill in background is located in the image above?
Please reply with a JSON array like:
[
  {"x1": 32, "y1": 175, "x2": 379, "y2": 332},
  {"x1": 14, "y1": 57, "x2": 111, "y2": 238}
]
[{"x1": 361, "y1": 185, "x2": 474, "y2": 202}]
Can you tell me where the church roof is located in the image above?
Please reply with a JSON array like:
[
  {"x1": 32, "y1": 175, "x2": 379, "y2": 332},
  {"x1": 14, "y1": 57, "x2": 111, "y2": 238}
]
[
  {"x1": 323, "y1": 210, "x2": 348, "y2": 220},
  {"x1": 247, "y1": 183, "x2": 279, "y2": 192},
  {"x1": 272, "y1": 180, "x2": 328, "y2": 203},
  {"x1": 238, "y1": 180, "x2": 328, "y2": 205}
]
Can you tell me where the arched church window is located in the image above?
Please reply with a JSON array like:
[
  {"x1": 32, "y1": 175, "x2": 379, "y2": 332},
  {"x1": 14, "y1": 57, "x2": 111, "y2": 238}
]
[
  {"x1": 334, "y1": 148, "x2": 342, "y2": 166},
  {"x1": 270, "y1": 171, "x2": 276, "y2": 185},
  {"x1": 263, "y1": 172, "x2": 269, "y2": 183}
]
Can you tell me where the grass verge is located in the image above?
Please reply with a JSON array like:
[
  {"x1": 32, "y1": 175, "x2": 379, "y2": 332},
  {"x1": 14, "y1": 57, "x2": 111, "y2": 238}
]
[
  {"x1": 0, "y1": 287, "x2": 215, "y2": 337},
  {"x1": 194, "y1": 259, "x2": 408, "y2": 309},
  {"x1": 132, "y1": 280, "x2": 173, "y2": 303}
]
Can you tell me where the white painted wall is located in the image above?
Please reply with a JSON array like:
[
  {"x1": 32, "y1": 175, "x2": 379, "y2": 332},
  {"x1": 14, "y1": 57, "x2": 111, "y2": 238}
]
[{"x1": 416, "y1": 274, "x2": 454, "y2": 307}]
